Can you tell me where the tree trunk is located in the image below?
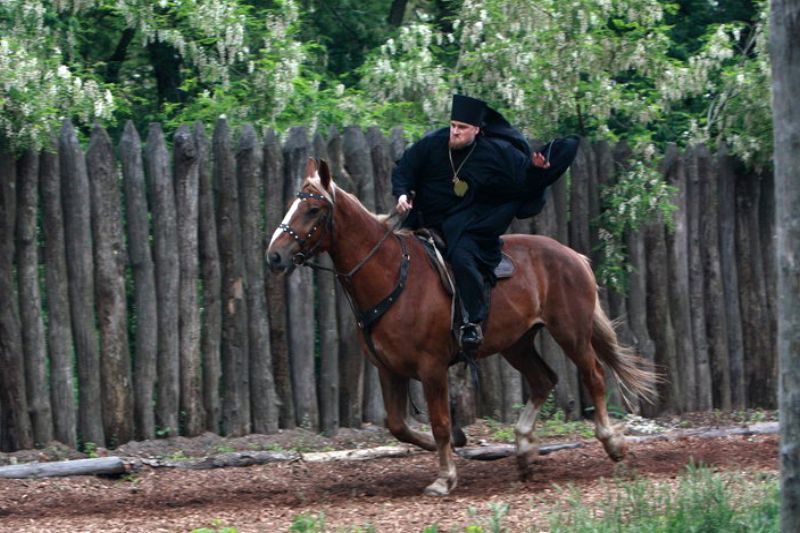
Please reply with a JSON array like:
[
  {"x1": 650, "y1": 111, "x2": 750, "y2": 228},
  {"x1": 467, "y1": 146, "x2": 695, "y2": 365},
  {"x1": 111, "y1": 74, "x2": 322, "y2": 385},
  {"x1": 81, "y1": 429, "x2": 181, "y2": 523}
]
[
  {"x1": 263, "y1": 128, "x2": 294, "y2": 429},
  {"x1": 16, "y1": 149, "x2": 52, "y2": 446},
  {"x1": 195, "y1": 123, "x2": 223, "y2": 433},
  {"x1": 237, "y1": 125, "x2": 278, "y2": 434},
  {"x1": 771, "y1": 2, "x2": 800, "y2": 527},
  {"x1": 698, "y1": 144, "x2": 731, "y2": 410},
  {"x1": 59, "y1": 120, "x2": 105, "y2": 447},
  {"x1": 685, "y1": 145, "x2": 713, "y2": 410},
  {"x1": 174, "y1": 125, "x2": 204, "y2": 436},
  {"x1": 0, "y1": 147, "x2": 33, "y2": 451},
  {"x1": 313, "y1": 133, "x2": 340, "y2": 436},
  {"x1": 120, "y1": 121, "x2": 158, "y2": 440},
  {"x1": 283, "y1": 127, "x2": 319, "y2": 430},
  {"x1": 214, "y1": 119, "x2": 251, "y2": 436},
  {"x1": 39, "y1": 140, "x2": 78, "y2": 447},
  {"x1": 343, "y1": 126, "x2": 384, "y2": 426},
  {"x1": 663, "y1": 144, "x2": 695, "y2": 413},
  {"x1": 87, "y1": 125, "x2": 134, "y2": 447},
  {"x1": 145, "y1": 123, "x2": 181, "y2": 437},
  {"x1": 759, "y1": 168, "x2": 778, "y2": 400}
]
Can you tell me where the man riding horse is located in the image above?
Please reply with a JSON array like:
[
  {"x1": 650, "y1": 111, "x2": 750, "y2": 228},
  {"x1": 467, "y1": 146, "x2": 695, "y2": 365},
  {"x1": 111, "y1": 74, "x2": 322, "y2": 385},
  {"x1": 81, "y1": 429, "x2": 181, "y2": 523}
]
[{"x1": 392, "y1": 94, "x2": 579, "y2": 351}]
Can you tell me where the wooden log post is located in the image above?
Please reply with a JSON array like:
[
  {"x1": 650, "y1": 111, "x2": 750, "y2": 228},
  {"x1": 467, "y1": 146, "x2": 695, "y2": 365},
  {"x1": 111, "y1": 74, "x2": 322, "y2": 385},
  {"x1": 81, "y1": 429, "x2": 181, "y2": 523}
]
[
  {"x1": 0, "y1": 147, "x2": 34, "y2": 451},
  {"x1": 120, "y1": 122, "x2": 158, "y2": 440},
  {"x1": 687, "y1": 146, "x2": 713, "y2": 410},
  {"x1": 174, "y1": 125, "x2": 205, "y2": 436},
  {"x1": 145, "y1": 123, "x2": 181, "y2": 437},
  {"x1": 263, "y1": 128, "x2": 294, "y2": 429},
  {"x1": 613, "y1": 142, "x2": 657, "y2": 414},
  {"x1": 663, "y1": 143, "x2": 696, "y2": 413},
  {"x1": 698, "y1": 144, "x2": 731, "y2": 410},
  {"x1": 87, "y1": 125, "x2": 135, "y2": 447},
  {"x1": 643, "y1": 216, "x2": 678, "y2": 415},
  {"x1": 592, "y1": 141, "x2": 629, "y2": 412},
  {"x1": 332, "y1": 127, "x2": 363, "y2": 428},
  {"x1": 39, "y1": 140, "x2": 78, "y2": 447},
  {"x1": 367, "y1": 127, "x2": 394, "y2": 214},
  {"x1": 735, "y1": 167, "x2": 773, "y2": 407},
  {"x1": 196, "y1": 123, "x2": 222, "y2": 433},
  {"x1": 313, "y1": 132, "x2": 341, "y2": 437},
  {"x1": 283, "y1": 126, "x2": 319, "y2": 430},
  {"x1": 237, "y1": 125, "x2": 279, "y2": 434},
  {"x1": 716, "y1": 145, "x2": 746, "y2": 409},
  {"x1": 530, "y1": 186, "x2": 581, "y2": 420},
  {"x1": 16, "y1": 149, "x2": 53, "y2": 446},
  {"x1": 60, "y1": 120, "x2": 105, "y2": 447},
  {"x1": 640, "y1": 148, "x2": 680, "y2": 415},
  {"x1": 214, "y1": 119, "x2": 251, "y2": 435},
  {"x1": 343, "y1": 126, "x2": 385, "y2": 426}
]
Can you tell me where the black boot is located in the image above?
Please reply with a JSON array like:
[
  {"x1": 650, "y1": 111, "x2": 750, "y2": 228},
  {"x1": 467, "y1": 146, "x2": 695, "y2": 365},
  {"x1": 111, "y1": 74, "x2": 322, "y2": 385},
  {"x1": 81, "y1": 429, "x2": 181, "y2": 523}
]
[{"x1": 460, "y1": 322, "x2": 483, "y2": 351}]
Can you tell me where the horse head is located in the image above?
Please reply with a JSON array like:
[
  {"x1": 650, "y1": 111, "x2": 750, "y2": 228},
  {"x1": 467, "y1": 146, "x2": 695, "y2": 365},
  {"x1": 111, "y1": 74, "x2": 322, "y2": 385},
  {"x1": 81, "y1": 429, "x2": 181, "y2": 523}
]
[{"x1": 266, "y1": 157, "x2": 335, "y2": 275}]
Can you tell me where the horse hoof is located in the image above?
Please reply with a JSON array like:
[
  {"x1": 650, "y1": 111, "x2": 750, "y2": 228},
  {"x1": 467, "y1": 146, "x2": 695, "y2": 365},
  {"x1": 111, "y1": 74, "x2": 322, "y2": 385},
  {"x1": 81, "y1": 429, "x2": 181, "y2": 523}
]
[
  {"x1": 603, "y1": 435, "x2": 627, "y2": 462},
  {"x1": 423, "y1": 478, "x2": 455, "y2": 496}
]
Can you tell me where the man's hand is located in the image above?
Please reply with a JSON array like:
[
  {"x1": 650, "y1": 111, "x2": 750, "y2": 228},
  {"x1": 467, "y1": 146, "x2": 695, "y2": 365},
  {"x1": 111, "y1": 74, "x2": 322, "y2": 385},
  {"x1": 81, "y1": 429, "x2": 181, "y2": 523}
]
[
  {"x1": 396, "y1": 194, "x2": 413, "y2": 213},
  {"x1": 532, "y1": 151, "x2": 551, "y2": 169}
]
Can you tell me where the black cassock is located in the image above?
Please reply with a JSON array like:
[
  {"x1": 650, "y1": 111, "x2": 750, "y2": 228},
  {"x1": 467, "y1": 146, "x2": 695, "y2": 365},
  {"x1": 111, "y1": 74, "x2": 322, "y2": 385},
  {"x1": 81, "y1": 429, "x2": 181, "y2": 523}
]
[{"x1": 391, "y1": 127, "x2": 578, "y2": 324}]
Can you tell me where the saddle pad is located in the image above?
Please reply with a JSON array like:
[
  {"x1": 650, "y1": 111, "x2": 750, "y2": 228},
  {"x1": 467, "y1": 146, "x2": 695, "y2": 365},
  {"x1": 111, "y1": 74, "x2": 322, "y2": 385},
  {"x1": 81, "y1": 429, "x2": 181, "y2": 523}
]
[{"x1": 495, "y1": 254, "x2": 515, "y2": 279}]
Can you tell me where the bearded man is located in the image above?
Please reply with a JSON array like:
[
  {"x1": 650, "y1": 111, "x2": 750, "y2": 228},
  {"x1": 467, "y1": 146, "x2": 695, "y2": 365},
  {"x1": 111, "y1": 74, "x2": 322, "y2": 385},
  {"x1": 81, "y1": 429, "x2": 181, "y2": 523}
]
[{"x1": 392, "y1": 94, "x2": 579, "y2": 350}]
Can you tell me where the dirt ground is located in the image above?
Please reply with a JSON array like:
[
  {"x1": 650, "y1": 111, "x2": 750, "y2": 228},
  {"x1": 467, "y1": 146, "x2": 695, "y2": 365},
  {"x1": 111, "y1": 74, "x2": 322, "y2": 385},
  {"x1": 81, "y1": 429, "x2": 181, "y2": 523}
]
[{"x1": 0, "y1": 411, "x2": 779, "y2": 532}]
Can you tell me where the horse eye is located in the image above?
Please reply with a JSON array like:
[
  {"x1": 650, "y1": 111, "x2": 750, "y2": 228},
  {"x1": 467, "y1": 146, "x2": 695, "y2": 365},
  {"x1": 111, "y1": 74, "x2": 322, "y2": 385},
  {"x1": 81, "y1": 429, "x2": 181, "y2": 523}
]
[{"x1": 307, "y1": 206, "x2": 321, "y2": 216}]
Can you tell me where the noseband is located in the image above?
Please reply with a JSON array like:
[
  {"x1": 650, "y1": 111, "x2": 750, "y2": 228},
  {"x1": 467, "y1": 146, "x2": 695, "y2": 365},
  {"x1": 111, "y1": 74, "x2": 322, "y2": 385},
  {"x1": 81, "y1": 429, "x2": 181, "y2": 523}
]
[{"x1": 278, "y1": 191, "x2": 332, "y2": 265}]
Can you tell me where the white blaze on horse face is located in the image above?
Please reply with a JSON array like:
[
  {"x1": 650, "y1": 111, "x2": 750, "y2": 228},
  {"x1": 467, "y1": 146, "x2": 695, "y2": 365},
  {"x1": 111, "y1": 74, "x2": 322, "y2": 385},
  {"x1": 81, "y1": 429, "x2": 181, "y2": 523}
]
[{"x1": 269, "y1": 198, "x2": 301, "y2": 249}]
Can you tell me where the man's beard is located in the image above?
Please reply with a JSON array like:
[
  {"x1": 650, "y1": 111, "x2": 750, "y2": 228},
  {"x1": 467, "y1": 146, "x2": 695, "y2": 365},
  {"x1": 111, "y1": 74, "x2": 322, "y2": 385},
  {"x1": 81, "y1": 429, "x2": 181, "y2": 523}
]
[{"x1": 449, "y1": 137, "x2": 473, "y2": 150}]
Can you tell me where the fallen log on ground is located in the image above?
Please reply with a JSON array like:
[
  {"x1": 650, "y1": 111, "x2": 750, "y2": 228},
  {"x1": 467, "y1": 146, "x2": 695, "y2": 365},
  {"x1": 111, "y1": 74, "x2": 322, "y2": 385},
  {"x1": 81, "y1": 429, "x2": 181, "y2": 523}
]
[
  {"x1": 0, "y1": 457, "x2": 128, "y2": 479},
  {"x1": 0, "y1": 422, "x2": 778, "y2": 478}
]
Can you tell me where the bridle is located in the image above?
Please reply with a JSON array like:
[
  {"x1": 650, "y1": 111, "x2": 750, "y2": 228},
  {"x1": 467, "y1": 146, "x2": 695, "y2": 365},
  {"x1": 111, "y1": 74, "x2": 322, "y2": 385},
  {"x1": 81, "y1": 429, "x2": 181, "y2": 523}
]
[
  {"x1": 277, "y1": 191, "x2": 332, "y2": 267},
  {"x1": 277, "y1": 187, "x2": 403, "y2": 285}
]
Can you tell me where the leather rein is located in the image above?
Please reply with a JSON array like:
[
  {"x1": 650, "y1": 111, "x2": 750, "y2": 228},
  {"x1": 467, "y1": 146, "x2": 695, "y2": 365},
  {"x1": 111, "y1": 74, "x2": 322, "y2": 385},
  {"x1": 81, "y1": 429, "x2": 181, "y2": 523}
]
[{"x1": 277, "y1": 189, "x2": 410, "y2": 362}]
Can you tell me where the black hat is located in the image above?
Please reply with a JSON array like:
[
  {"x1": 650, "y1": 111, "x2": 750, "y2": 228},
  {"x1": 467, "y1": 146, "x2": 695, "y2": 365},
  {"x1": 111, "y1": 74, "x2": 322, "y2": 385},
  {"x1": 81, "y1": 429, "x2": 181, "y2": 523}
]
[{"x1": 450, "y1": 94, "x2": 486, "y2": 127}]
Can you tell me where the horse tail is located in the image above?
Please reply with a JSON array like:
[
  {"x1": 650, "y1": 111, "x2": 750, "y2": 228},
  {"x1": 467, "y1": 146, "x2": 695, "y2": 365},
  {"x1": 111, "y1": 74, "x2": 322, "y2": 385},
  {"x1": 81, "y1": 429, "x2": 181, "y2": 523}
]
[{"x1": 591, "y1": 299, "x2": 659, "y2": 406}]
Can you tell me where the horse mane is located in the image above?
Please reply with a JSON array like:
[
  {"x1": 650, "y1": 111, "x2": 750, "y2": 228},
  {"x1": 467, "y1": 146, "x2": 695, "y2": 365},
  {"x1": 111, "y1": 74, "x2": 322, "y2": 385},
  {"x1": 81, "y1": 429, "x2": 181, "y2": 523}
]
[{"x1": 304, "y1": 175, "x2": 392, "y2": 228}]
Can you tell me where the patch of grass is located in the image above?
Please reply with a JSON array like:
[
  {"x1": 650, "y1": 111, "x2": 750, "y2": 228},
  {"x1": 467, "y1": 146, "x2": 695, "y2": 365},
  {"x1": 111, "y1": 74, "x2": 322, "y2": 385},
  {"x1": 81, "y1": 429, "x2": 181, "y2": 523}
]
[
  {"x1": 167, "y1": 450, "x2": 191, "y2": 461},
  {"x1": 288, "y1": 513, "x2": 325, "y2": 532},
  {"x1": 548, "y1": 463, "x2": 779, "y2": 532},
  {"x1": 213, "y1": 444, "x2": 236, "y2": 454},
  {"x1": 538, "y1": 410, "x2": 595, "y2": 439}
]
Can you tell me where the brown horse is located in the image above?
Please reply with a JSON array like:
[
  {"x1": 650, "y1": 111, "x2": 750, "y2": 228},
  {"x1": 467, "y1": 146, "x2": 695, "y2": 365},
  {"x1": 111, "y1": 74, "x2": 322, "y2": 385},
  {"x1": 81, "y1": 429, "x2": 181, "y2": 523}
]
[{"x1": 267, "y1": 159, "x2": 657, "y2": 496}]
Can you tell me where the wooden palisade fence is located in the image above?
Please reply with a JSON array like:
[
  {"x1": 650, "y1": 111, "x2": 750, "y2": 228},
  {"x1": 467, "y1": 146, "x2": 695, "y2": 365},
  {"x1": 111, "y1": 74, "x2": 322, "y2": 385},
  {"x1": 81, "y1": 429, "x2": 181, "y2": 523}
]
[{"x1": 0, "y1": 120, "x2": 776, "y2": 451}]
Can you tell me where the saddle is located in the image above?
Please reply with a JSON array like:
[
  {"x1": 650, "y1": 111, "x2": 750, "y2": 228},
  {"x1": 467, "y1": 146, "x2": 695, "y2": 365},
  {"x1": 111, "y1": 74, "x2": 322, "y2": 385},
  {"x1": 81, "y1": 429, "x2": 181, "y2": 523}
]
[{"x1": 414, "y1": 228, "x2": 516, "y2": 298}]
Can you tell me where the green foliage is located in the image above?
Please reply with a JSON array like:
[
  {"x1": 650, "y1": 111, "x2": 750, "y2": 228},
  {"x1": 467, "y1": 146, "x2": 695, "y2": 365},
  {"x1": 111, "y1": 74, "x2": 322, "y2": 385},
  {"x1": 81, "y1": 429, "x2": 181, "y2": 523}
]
[
  {"x1": 289, "y1": 513, "x2": 326, "y2": 532},
  {"x1": 549, "y1": 464, "x2": 779, "y2": 532}
]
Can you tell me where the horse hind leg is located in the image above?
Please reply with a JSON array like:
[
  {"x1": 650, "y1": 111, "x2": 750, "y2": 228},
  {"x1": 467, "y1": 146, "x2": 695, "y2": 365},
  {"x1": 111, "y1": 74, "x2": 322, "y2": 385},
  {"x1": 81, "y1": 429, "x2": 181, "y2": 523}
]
[
  {"x1": 501, "y1": 332, "x2": 558, "y2": 480},
  {"x1": 556, "y1": 333, "x2": 627, "y2": 462}
]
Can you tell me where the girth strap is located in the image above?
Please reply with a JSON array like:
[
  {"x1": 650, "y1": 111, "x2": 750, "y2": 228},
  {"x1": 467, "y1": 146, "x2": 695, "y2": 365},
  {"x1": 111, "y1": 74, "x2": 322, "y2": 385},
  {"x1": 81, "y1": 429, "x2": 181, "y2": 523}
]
[{"x1": 354, "y1": 234, "x2": 410, "y2": 330}]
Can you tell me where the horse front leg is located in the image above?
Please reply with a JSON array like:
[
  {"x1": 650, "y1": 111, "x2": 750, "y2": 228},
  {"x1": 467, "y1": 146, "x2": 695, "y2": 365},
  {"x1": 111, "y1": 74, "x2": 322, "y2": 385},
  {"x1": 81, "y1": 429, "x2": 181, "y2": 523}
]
[
  {"x1": 421, "y1": 372, "x2": 457, "y2": 496},
  {"x1": 378, "y1": 369, "x2": 436, "y2": 451}
]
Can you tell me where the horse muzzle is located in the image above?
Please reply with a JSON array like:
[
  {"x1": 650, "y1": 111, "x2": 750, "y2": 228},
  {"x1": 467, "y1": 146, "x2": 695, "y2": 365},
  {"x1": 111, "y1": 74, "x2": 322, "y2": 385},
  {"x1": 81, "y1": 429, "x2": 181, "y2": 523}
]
[{"x1": 266, "y1": 249, "x2": 296, "y2": 275}]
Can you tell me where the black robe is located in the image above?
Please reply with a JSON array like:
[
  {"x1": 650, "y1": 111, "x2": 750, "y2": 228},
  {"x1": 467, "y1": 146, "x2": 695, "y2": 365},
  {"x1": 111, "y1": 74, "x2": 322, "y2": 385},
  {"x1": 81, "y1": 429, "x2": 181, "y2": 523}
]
[{"x1": 392, "y1": 127, "x2": 577, "y2": 262}]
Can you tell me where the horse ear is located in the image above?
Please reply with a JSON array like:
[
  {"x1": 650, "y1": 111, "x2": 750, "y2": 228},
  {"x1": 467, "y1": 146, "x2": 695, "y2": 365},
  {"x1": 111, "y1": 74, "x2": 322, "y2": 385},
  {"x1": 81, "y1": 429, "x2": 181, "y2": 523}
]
[
  {"x1": 304, "y1": 157, "x2": 318, "y2": 178},
  {"x1": 319, "y1": 159, "x2": 333, "y2": 191}
]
